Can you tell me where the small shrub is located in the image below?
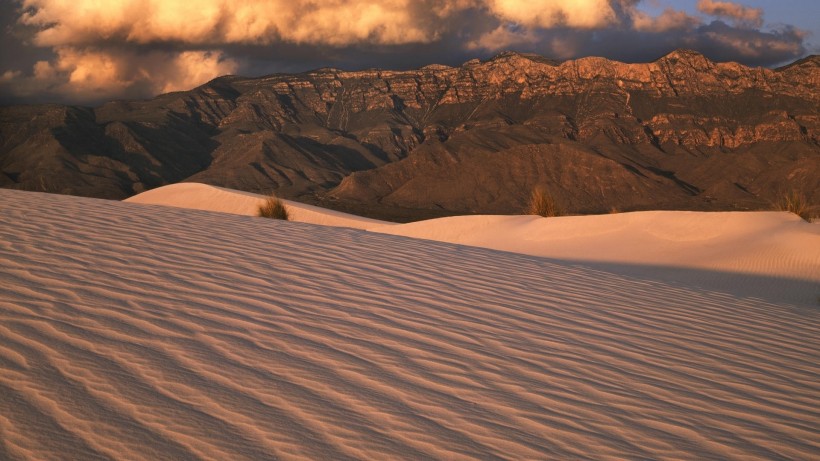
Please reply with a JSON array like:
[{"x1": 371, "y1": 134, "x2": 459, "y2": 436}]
[
  {"x1": 777, "y1": 190, "x2": 814, "y2": 222},
  {"x1": 526, "y1": 186, "x2": 563, "y2": 217},
  {"x1": 257, "y1": 194, "x2": 290, "y2": 220}
]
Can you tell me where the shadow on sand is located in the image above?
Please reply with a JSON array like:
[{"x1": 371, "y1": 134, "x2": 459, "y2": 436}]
[{"x1": 558, "y1": 259, "x2": 819, "y2": 309}]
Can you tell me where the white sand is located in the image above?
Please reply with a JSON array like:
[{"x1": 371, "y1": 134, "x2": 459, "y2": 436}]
[
  {"x1": 129, "y1": 183, "x2": 819, "y2": 303},
  {"x1": 373, "y1": 212, "x2": 820, "y2": 305},
  {"x1": 1, "y1": 188, "x2": 819, "y2": 460},
  {"x1": 126, "y1": 183, "x2": 391, "y2": 229},
  {"x1": 373, "y1": 211, "x2": 819, "y2": 273}
]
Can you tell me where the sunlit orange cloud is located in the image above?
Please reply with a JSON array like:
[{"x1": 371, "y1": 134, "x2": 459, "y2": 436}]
[
  {"x1": 488, "y1": 0, "x2": 618, "y2": 29},
  {"x1": 633, "y1": 9, "x2": 701, "y2": 33},
  {"x1": 697, "y1": 0, "x2": 763, "y2": 28},
  {"x1": 20, "y1": 0, "x2": 442, "y2": 47},
  {"x1": 8, "y1": 0, "x2": 628, "y2": 101},
  {"x1": 19, "y1": 0, "x2": 630, "y2": 48},
  {"x1": 466, "y1": 25, "x2": 539, "y2": 51},
  {"x1": 15, "y1": 47, "x2": 237, "y2": 102},
  {"x1": 463, "y1": 0, "x2": 661, "y2": 54}
]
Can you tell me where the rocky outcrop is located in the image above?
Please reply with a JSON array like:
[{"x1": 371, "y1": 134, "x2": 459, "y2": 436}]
[{"x1": 1, "y1": 50, "x2": 818, "y2": 218}]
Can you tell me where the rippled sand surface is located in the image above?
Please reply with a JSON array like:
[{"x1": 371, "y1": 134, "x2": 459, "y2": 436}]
[{"x1": 1, "y1": 189, "x2": 818, "y2": 460}]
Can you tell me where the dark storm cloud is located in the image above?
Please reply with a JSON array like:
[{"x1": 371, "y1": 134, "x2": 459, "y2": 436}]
[
  {"x1": 692, "y1": 21, "x2": 807, "y2": 66},
  {"x1": 0, "y1": 0, "x2": 810, "y2": 105},
  {"x1": 533, "y1": 20, "x2": 806, "y2": 67}
]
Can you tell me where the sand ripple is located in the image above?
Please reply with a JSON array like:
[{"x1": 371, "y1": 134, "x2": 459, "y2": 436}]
[{"x1": 1, "y1": 190, "x2": 818, "y2": 460}]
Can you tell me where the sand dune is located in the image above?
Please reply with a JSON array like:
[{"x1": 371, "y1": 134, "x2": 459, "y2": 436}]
[
  {"x1": 125, "y1": 183, "x2": 391, "y2": 229},
  {"x1": 129, "y1": 183, "x2": 819, "y2": 304},
  {"x1": 1, "y1": 189, "x2": 819, "y2": 460},
  {"x1": 373, "y1": 212, "x2": 820, "y2": 306},
  {"x1": 374, "y1": 211, "x2": 820, "y2": 277}
]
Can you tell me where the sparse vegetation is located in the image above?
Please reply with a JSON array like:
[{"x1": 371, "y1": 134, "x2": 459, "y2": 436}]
[
  {"x1": 257, "y1": 194, "x2": 290, "y2": 220},
  {"x1": 777, "y1": 190, "x2": 815, "y2": 222},
  {"x1": 526, "y1": 186, "x2": 563, "y2": 217}
]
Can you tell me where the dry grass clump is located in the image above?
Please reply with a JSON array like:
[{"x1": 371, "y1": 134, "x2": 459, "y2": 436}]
[
  {"x1": 257, "y1": 194, "x2": 290, "y2": 220},
  {"x1": 526, "y1": 187, "x2": 563, "y2": 217},
  {"x1": 777, "y1": 190, "x2": 814, "y2": 222}
]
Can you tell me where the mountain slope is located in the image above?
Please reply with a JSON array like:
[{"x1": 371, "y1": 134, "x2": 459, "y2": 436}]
[{"x1": 1, "y1": 50, "x2": 818, "y2": 219}]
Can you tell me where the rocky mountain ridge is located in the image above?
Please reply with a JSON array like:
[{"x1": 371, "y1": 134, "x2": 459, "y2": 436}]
[{"x1": 1, "y1": 50, "x2": 818, "y2": 219}]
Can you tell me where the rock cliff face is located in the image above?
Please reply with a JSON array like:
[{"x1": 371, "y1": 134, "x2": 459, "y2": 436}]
[{"x1": 1, "y1": 50, "x2": 818, "y2": 219}]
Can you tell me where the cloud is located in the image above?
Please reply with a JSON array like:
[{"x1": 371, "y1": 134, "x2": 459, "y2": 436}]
[
  {"x1": 161, "y1": 51, "x2": 239, "y2": 92},
  {"x1": 19, "y1": 0, "x2": 443, "y2": 47},
  {"x1": 546, "y1": 35, "x2": 587, "y2": 60},
  {"x1": 3, "y1": 47, "x2": 237, "y2": 103},
  {"x1": 633, "y1": 8, "x2": 702, "y2": 33},
  {"x1": 15, "y1": 0, "x2": 669, "y2": 48},
  {"x1": 486, "y1": 0, "x2": 618, "y2": 29},
  {"x1": 466, "y1": 24, "x2": 539, "y2": 51},
  {"x1": 0, "y1": 0, "x2": 811, "y2": 104},
  {"x1": 696, "y1": 21, "x2": 807, "y2": 63},
  {"x1": 697, "y1": 0, "x2": 763, "y2": 28},
  {"x1": 1, "y1": 70, "x2": 22, "y2": 82}
]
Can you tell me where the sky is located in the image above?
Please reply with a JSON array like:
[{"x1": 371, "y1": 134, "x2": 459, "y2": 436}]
[{"x1": 1, "y1": 0, "x2": 818, "y2": 105}]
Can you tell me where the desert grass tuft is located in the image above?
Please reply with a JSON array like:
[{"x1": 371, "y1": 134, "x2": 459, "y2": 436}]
[
  {"x1": 777, "y1": 190, "x2": 814, "y2": 222},
  {"x1": 526, "y1": 186, "x2": 563, "y2": 217},
  {"x1": 258, "y1": 194, "x2": 290, "y2": 220}
]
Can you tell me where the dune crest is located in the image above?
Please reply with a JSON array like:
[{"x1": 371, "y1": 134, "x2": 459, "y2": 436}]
[
  {"x1": 373, "y1": 211, "x2": 820, "y2": 282},
  {"x1": 125, "y1": 183, "x2": 391, "y2": 229},
  {"x1": 129, "y1": 183, "x2": 820, "y2": 284}
]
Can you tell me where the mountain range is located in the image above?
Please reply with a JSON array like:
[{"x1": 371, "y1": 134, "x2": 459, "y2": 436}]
[{"x1": 1, "y1": 49, "x2": 818, "y2": 220}]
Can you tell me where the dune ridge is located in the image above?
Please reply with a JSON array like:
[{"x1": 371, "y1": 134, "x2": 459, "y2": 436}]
[
  {"x1": 128, "y1": 183, "x2": 820, "y2": 287},
  {"x1": 125, "y1": 183, "x2": 391, "y2": 229},
  {"x1": 1, "y1": 189, "x2": 819, "y2": 459}
]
